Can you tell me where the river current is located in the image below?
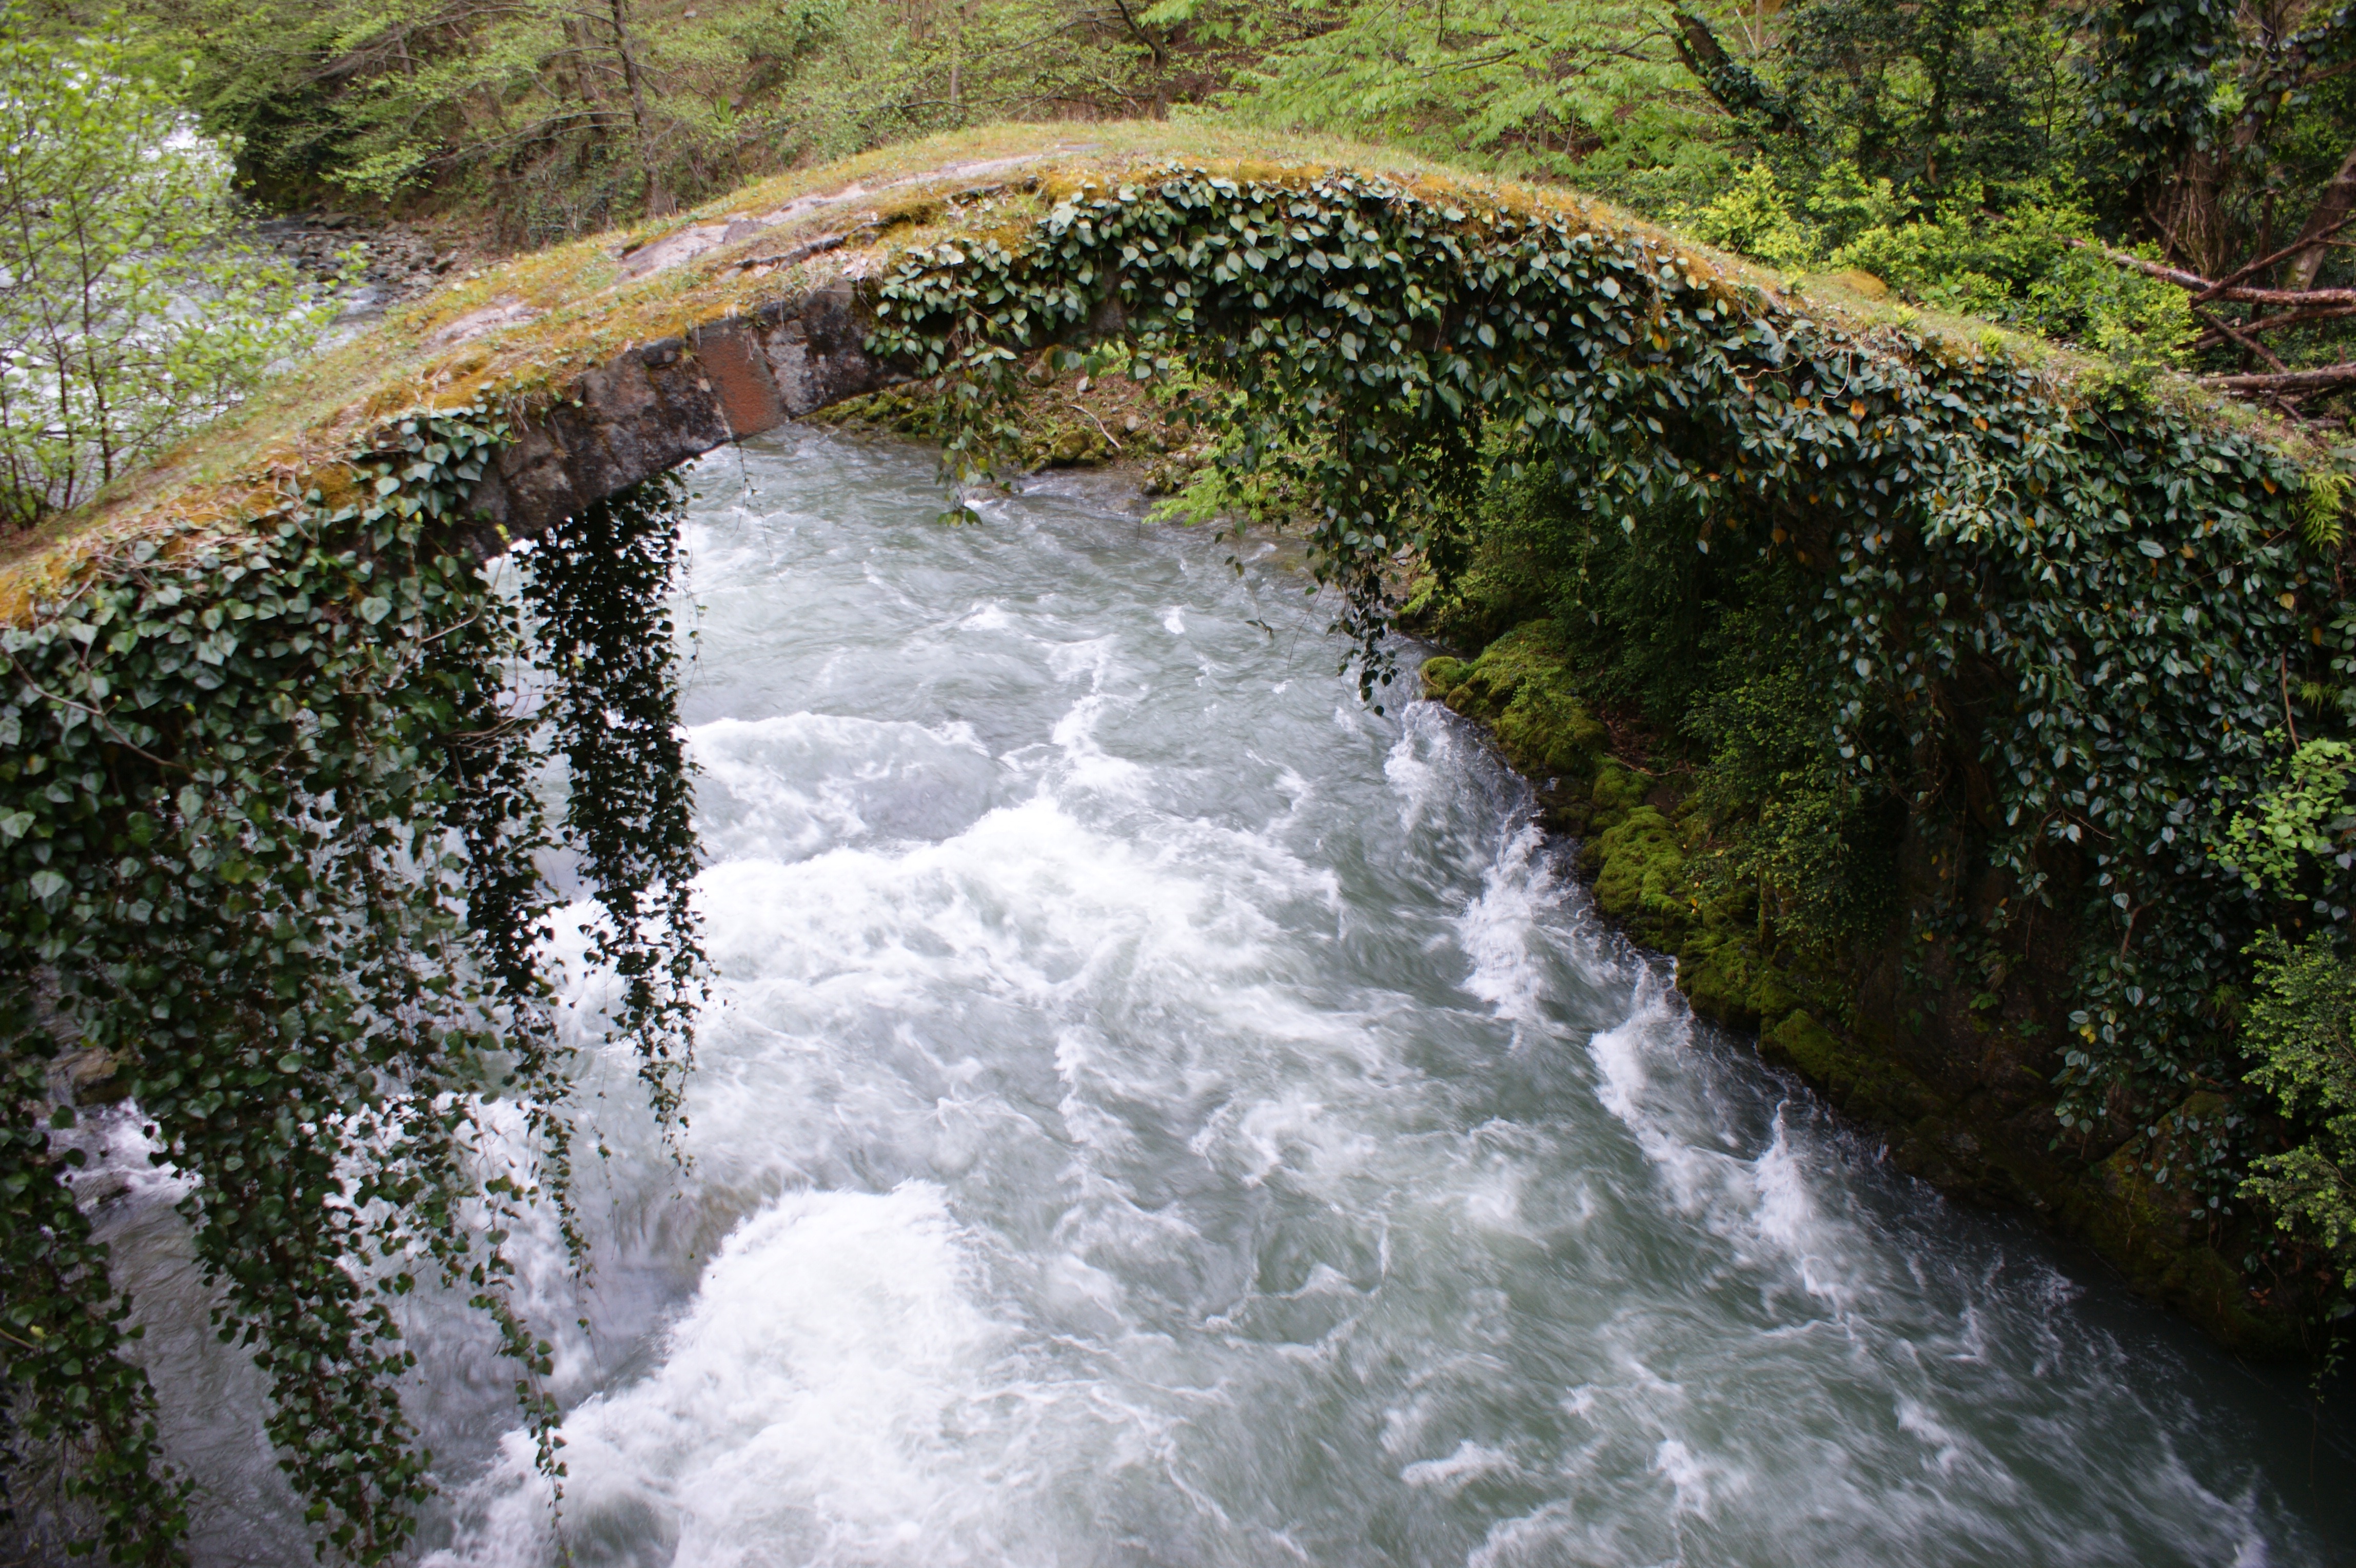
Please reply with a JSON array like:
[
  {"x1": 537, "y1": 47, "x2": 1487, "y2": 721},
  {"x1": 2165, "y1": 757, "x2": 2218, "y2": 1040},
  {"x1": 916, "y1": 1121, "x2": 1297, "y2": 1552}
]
[{"x1": 99, "y1": 428, "x2": 2356, "y2": 1565}]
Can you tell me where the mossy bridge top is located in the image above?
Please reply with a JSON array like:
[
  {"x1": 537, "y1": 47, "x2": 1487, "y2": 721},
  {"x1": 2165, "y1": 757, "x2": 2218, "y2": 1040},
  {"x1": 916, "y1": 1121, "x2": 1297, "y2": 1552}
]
[{"x1": 2, "y1": 119, "x2": 2244, "y2": 619}]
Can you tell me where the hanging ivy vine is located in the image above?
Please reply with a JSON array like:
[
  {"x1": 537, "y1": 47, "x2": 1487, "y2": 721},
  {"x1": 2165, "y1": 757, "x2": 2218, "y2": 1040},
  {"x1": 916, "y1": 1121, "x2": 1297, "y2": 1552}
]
[
  {"x1": 520, "y1": 472, "x2": 705, "y2": 1140},
  {"x1": 869, "y1": 166, "x2": 2342, "y2": 1172},
  {"x1": 0, "y1": 411, "x2": 704, "y2": 1564}
]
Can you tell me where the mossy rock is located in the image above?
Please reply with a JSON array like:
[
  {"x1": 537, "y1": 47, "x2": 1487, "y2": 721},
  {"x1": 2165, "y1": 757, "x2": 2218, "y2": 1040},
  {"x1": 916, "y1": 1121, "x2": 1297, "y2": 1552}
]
[
  {"x1": 1588, "y1": 761, "x2": 1648, "y2": 830},
  {"x1": 1495, "y1": 683, "x2": 1605, "y2": 778},
  {"x1": 1435, "y1": 622, "x2": 1575, "y2": 710},
  {"x1": 1758, "y1": 1006, "x2": 1940, "y2": 1125},
  {"x1": 1042, "y1": 422, "x2": 1109, "y2": 466},
  {"x1": 1589, "y1": 803, "x2": 1687, "y2": 935},
  {"x1": 1683, "y1": 943, "x2": 1765, "y2": 1031},
  {"x1": 1681, "y1": 934, "x2": 1804, "y2": 1034},
  {"x1": 1763, "y1": 1008, "x2": 1845, "y2": 1083},
  {"x1": 2064, "y1": 1137, "x2": 2304, "y2": 1356},
  {"x1": 1422, "y1": 625, "x2": 1607, "y2": 781}
]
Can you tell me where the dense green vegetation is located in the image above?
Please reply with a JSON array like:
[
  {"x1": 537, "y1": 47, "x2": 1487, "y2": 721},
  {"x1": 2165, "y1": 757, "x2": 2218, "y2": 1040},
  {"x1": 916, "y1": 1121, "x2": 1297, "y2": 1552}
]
[
  {"x1": 0, "y1": 15, "x2": 342, "y2": 527},
  {"x1": 21, "y1": 0, "x2": 2353, "y2": 393}
]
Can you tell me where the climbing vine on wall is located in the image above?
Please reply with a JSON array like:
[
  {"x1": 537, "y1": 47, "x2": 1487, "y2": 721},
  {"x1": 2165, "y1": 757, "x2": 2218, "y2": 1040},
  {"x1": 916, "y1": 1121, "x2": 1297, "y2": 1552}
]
[
  {"x1": 870, "y1": 166, "x2": 2343, "y2": 1166},
  {"x1": 0, "y1": 415, "x2": 704, "y2": 1564}
]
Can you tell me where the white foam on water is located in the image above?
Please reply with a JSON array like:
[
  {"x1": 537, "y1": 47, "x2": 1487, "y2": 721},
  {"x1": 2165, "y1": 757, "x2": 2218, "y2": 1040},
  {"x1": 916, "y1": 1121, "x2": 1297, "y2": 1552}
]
[
  {"x1": 426, "y1": 1184, "x2": 1091, "y2": 1568},
  {"x1": 1895, "y1": 1397, "x2": 1969, "y2": 1478},
  {"x1": 1583, "y1": 973, "x2": 1864, "y2": 1315},
  {"x1": 689, "y1": 713, "x2": 995, "y2": 864},
  {"x1": 143, "y1": 431, "x2": 2346, "y2": 1568},
  {"x1": 1455, "y1": 820, "x2": 1561, "y2": 1027},
  {"x1": 1401, "y1": 1439, "x2": 1520, "y2": 1493},
  {"x1": 63, "y1": 1106, "x2": 193, "y2": 1207},
  {"x1": 1653, "y1": 1436, "x2": 1749, "y2": 1517},
  {"x1": 1383, "y1": 709, "x2": 1449, "y2": 835}
]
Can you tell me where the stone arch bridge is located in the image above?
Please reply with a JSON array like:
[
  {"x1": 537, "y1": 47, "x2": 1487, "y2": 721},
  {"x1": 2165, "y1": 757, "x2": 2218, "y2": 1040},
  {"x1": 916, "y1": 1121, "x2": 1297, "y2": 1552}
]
[{"x1": 6, "y1": 127, "x2": 1845, "y2": 582}]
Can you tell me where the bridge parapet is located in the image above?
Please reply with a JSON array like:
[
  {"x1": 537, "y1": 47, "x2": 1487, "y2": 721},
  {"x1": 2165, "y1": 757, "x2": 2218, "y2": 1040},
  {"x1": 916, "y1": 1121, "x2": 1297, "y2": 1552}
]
[{"x1": 470, "y1": 278, "x2": 895, "y2": 543}]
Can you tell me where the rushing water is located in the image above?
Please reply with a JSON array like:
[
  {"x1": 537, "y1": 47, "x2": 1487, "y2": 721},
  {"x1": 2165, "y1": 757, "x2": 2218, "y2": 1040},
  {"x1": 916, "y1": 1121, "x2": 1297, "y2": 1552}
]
[{"x1": 88, "y1": 428, "x2": 2356, "y2": 1566}]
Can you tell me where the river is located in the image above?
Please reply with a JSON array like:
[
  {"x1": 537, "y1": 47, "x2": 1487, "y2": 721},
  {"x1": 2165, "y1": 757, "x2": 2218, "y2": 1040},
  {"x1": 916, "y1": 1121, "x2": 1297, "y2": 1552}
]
[{"x1": 94, "y1": 427, "x2": 2356, "y2": 1566}]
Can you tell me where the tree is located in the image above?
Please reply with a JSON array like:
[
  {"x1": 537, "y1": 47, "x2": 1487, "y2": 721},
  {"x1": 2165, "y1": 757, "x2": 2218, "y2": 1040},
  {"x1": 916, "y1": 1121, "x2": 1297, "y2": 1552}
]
[
  {"x1": 2239, "y1": 930, "x2": 2356, "y2": 1287},
  {"x1": 1662, "y1": 0, "x2": 2356, "y2": 399},
  {"x1": 0, "y1": 9, "x2": 334, "y2": 528},
  {"x1": 2212, "y1": 740, "x2": 2356, "y2": 1287},
  {"x1": 134, "y1": 0, "x2": 1196, "y2": 243},
  {"x1": 1201, "y1": 0, "x2": 1721, "y2": 202}
]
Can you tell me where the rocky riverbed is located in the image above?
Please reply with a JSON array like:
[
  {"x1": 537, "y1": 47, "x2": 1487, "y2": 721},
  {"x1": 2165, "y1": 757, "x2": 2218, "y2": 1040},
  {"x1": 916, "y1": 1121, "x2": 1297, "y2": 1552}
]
[{"x1": 253, "y1": 209, "x2": 464, "y2": 341}]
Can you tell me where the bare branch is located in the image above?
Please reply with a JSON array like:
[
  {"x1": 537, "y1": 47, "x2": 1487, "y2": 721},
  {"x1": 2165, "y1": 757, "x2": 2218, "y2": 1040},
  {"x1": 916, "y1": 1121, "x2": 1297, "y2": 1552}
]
[
  {"x1": 2194, "y1": 307, "x2": 2289, "y2": 371},
  {"x1": 2200, "y1": 209, "x2": 2356, "y2": 300},
  {"x1": 2201, "y1": 360, "x2": 2356, "y2": 391},
  {"x1": 2070, "y1": 239, "x2": 2356, "y2": 306},
  {"x1": 2188, "y1": 302, "x2": 2356, "y2": 352}
]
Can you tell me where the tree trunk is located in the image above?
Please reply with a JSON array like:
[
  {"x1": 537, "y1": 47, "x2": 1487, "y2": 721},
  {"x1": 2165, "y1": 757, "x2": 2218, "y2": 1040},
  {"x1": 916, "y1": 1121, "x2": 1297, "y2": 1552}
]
[
  {"x1": 607, "y1": 0, "x2": 671, "y2": 218},
  {"x1": 2154, "y1": 148, "x2": 2235, "y2": 277},
  {"x1": 2282, "y1": 140, "x2": 2356, "y2": 289}
]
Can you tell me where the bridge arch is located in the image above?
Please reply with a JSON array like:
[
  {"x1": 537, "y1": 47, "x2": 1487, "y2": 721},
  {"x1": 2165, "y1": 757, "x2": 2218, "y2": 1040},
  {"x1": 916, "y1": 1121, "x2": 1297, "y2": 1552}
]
[{"x1": 445, "y1": 164, "x2": 2316, "y2": 832}]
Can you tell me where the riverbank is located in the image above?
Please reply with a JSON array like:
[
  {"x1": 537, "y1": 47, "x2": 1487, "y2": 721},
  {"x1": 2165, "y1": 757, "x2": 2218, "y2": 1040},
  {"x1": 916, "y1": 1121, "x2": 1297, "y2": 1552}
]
[{"x1": 1414, "y1": 620, "x2": 2310, "y2": 1354}]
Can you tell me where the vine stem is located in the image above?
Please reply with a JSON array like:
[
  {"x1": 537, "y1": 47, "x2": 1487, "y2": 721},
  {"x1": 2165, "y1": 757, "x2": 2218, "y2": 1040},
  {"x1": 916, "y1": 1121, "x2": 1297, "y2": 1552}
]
[
  {"x1": 0, "y1": 649, "x2": 187, "y2": 774},
  {"x1": 2284, "y1": 653, "x2": 2302, "y2": 747}
]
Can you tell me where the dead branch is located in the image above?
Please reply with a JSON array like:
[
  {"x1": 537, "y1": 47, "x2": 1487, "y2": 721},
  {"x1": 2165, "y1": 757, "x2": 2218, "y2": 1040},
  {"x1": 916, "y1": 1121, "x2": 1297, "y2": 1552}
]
[
  {"x1": 2188, "y1": 302, "x2": 2356, "y2": 352},
  {"x1": 2071, "y1": 239, "x2": 2356, "y2": 306},
  {"x1": 2199, "y1": 209, "x2": 2356, "y2": 300},
  {"x1": 2200, "y1": 360, "x2": 2356, "y2": 391},
  {"x1": 2193, "y1": 308, "x2": 2289, "y2": 370}
]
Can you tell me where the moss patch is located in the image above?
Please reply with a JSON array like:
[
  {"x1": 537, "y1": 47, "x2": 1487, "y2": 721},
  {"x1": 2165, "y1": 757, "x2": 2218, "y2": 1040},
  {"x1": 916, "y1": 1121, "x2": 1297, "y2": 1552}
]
[
  {"x1": 815, "y1": 348, "x2": 1191, "y2": 474},
  {"x1": 1422, "y1": 623, "x2": 1608, "y2": 828}
]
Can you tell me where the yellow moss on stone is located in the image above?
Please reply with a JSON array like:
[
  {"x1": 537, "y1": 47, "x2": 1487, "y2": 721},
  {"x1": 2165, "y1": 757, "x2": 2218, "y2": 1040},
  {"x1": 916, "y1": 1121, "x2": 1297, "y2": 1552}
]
[{"x1": 1421, "y1": 623, "x2": 1607, "y2": 789}]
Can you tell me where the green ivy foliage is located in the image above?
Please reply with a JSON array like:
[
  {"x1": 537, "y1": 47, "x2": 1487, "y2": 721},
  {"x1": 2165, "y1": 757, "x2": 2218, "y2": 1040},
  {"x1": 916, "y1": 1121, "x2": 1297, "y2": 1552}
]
[
  {"x1": 1667, "y1": 159, "x2": 2198, "y2": 375},
  {"x1": 2237, "y1": 930, "x2": 2356, "y2": 1283},
  {"x1": 520, "y1": 472, "x2": 705, "y2": 1140},
  {"x1": 2220, "y1": 737, "x2": 2356, "y2": 905},
  {"x1": 1425, "y1": 463, "x2": 1901, "y2": 972},
  {"x1": 0, "y1": 417, "x2": 703, "y2": 1562},
  {"x1": 868, "y1": 163, "x2": 2340, "y2": 1147}
]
